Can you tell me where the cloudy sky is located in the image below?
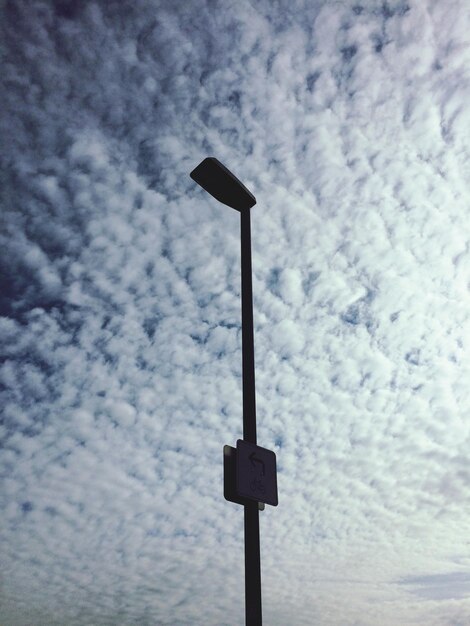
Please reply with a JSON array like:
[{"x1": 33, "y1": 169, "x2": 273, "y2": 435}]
[{"x1": 2, "y1": 0, "x2": 470, "y2": 624}]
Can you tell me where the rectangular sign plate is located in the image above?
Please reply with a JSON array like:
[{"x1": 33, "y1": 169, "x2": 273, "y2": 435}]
[
  {"x1": 236, "y1": 440, "x2": 278, "y2": 506},
  {"x1": 224, "y1": 445, "x2": 265, "y2": 510}
]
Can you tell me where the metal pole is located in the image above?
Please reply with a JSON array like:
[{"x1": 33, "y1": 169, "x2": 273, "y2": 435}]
[{"x1": 240, "y1": 207, "x2": 262, "y2": 626}]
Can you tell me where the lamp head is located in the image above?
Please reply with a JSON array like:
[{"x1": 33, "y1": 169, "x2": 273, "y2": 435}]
[{"x1": 190, "y1": 157, "x2": 256, "y2": 212}]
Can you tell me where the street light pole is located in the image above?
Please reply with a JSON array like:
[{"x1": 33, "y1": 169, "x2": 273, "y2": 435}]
[
  {"x1": 240, "y1": 206, "x2": 262, "y2": 626},
  {"x1": 240, "y1": 207, "x2": 257, "y2": 444},
  {"x1": 190, "y1": 157, "x2": 265, "y2": 626}
]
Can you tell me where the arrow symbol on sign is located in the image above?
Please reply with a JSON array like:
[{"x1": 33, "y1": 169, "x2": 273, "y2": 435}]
[{"x1": 249, "y1": 452, "x2": 265, "y2": 476}]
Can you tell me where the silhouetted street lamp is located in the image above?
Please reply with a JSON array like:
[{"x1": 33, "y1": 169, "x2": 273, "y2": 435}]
[{"x1": 190, "y1": 157, "x2": 278, "y2": 626}]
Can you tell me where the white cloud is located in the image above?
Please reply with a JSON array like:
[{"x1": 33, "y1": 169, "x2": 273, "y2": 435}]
[{"x1": 2, "y1": 0, "x2": 470, "y2": 624}]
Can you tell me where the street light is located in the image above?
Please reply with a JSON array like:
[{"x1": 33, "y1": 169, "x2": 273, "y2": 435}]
[{"x1": 190, "y1": 157, "x2": 278, "y2": 626}]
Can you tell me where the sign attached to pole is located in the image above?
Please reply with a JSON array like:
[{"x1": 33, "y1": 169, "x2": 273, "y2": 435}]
[
  {"x1": 236, "y1": 440, "x2": 278, "y2": 507},
  {"x1": 224, "y1": 445, "x2": 265, "y2": 510}
]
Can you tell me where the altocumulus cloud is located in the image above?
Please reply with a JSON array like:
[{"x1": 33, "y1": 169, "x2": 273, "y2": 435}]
[{"x1": 1, "y1": 0, "x2": 470, "y2": 624}]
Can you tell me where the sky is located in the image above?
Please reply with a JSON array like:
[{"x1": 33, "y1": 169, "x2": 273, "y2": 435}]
[{"x1": 1, "y1": 0, "x2": 470, "y2": 624}]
